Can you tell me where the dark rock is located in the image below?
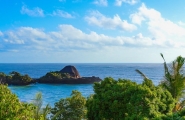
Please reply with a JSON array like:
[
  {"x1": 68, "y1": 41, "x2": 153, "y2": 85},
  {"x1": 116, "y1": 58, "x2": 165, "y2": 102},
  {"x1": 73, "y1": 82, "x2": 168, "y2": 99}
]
[
  {"x1": 38, "y1": 65, "x2": 102, "y2": 84},
  {"x1": 0, "y1": 71, "x2": 36, "y2": 86},
  {"x1": 7, "y1": 80, "x2": 36, "y2": 86},
  {"x1": 37, "y1": 76, "x2": 101, "y2": 84},
  {"x1": 60, "y1": 65, "x2": 81, "y2": 78}
]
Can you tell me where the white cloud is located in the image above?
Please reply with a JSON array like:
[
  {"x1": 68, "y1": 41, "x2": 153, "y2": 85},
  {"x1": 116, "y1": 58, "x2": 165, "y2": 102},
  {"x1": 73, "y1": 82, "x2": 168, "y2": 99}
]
[
  {"x1": 3, "y1": 31, "x2": 25, "y2": 44},
  {"x1": 130, "y1": 3, "x2": 185, "y2": 46},
  {"x1": 0, "y1": 31, "x2": 3, "y2": 36},
  {"x1": 93, "y1": 0, "x2": 108, "y2": 6},
  {"x1": 1, "y1": 24, "x2": 185, "y2": 63},
  {"x1": 178, "y1": 21, "x2": 185, "y2": 26},
  {"x1": 85, "y1": 11, "x2": 137, "y2": 31},
  {"x1": 52, "y1": 10, "x2": 74, "y2": 18},
  {"x1": 1, "y1": 24, "x2": 185, "y2": 55},
  {"x1": 115, "y1": 0, "x2": 139, "y2": 6},
  {"x1": 20, "y1": 5, "x2": 44, "y2": 17}
]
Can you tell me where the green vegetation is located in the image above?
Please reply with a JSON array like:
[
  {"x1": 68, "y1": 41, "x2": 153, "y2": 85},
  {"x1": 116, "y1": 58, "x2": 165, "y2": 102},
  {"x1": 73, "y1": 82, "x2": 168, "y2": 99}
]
[
  {"x1": 32, "y1": 92, "x2": 51, "y2": 120},
  {"x1": 86, "y1": 77, "x2": 175, "y2": 120},
  {"x1": 1, "y1": 54, "x2": 185, "y2": 119},
  {"x1": 50, "y1": 90, "x2": 86, "y2": 120},
  {"x1": 0, "y1": 71, "x2": 33, "y2": 85},
  {"x1": 0, "y1": 84, "x2": 35, "y2": 120},
  {"x1": 39, "y1": 71, "x2": 71, "y2": 83},
  {"x1": 160, "y1": 54, "x2": 185, "y2": 112},
  {"x1": 0, "y1": 72, "x2": 6, "y2": 83}
]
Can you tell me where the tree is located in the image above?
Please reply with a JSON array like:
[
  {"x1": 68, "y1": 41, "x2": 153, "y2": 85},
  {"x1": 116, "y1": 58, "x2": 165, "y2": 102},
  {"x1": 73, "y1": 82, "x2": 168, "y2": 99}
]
[
  {"x1": 32, "y1": 92, "x2": 51, "y2": 120},
  {"x1": 160, "y1": 53, "x2": 185, "y2": 111},
  {"x1": 51, "y1": 90, "x2": 86, "y2": 120},
  {"x1": 33, "y1": 92, "x2": 43, "y2": 120},
  {"x1": 0, "y1": 84, "x2": 35, "y2": 120},
  {"x1": 86, "y1": 77, "x2": 175, "y2": 120},
  {"x1": 10, "y1": 71, "x2": 33, "y2": 83}
]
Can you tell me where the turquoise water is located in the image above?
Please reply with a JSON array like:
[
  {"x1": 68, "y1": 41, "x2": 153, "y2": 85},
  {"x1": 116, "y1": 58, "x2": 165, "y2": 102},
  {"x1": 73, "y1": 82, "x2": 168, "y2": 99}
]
[
  {"x1": 0, "y1": 63, "x2": 164, "y2": 106},
  {"x1": 9, "y1": 84, "x2": 94, "y2": 106}
]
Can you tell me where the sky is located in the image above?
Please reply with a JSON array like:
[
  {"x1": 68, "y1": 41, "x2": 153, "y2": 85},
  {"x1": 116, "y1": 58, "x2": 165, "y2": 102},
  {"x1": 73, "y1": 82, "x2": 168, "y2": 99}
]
[{"x1": 0, "y1": 0, "x2": 185, "y2": 63}]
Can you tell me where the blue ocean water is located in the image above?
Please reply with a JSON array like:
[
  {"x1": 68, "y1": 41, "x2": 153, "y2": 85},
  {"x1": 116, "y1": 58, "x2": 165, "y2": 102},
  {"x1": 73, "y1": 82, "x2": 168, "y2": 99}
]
[{"x1": 0, "y1": 63, "x2": 164, "y2": 106}]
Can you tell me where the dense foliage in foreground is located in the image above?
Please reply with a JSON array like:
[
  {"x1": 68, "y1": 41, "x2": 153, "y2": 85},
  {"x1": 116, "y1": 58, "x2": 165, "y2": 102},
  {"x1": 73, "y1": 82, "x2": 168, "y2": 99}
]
[
  {"x1": 0, "y1": 84, "x2": 35, "y2": 119},
  {"x1": 51, "y1": 90, "x2": 86, "y2": 120},
  {"x1": 86, "y1": 78, "x2": 175, "y2": 119},
  {"x1": 1, "y1": 54, "x2": 185, "y2": 119}
]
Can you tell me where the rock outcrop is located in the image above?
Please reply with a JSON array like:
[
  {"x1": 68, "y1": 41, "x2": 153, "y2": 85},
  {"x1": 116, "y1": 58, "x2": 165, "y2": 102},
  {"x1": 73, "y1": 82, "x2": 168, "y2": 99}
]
[
  {"x1": 0, "y1": 66, "x2": 102, "y2": 85},
  {"x1": 38, "y1": 65, "x2": 102, "y2": 84},
  {"x1": 0, "y1": 71, "x2": 36, "y2": 86},
  {"x1": 60, "y1": 65, "x2": 81, "y2": 78}
]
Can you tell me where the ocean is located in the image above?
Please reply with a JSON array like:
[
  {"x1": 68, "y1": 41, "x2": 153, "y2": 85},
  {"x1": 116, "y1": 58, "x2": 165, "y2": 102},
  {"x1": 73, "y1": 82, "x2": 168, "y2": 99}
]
[{"x1": 0, "y1": 63, "x2": 164, "y2": 106}]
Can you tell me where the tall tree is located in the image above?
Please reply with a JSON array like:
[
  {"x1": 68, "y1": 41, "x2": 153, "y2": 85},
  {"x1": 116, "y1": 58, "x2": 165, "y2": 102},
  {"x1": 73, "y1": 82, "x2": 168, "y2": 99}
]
[
  {"x1": 51, "y1": 90, "x2": 86, "y2": 120},
  {"x1": 32, "y1": 92, "x2": 51, "y2": 120},
  {"x1": 160, "y1": 53, "x2": 185, "y2": 111},
  {"x1": 33, "y1": 92, "x2": 43, "y2": 120}
]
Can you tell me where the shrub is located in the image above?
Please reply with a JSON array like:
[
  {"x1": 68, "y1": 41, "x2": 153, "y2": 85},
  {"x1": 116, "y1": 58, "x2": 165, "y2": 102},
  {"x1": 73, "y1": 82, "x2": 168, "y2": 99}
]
[
  {"x1": 86, "y1": 77, "x2": 175, "y2": 120},
  {"x1": 51, "y1": 90, "x2": 86, "y2": 120},
  {"x1": 0, "y1": 84, "x2": 35, "y2": 119}
]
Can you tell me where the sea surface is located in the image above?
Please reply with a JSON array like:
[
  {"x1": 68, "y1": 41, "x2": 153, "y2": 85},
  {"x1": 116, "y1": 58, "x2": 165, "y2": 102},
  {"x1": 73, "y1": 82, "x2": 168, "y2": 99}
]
[{"x1": 0, "y1": 63, "x2": 164, "y2": 106}]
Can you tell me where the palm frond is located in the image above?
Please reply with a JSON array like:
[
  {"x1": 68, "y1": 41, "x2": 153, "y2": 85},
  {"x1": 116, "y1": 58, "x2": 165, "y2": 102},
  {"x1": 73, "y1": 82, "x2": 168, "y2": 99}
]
[{"x1": 135, "y1": 69, "x2": 148, "y2": 80}]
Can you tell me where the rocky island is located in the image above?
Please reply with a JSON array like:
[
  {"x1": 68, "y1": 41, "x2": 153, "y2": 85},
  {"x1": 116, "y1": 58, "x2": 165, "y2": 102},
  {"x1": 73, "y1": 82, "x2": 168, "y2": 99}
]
[
  {"x1": 37, "y1": 65, "x2": 102, "y2": 84},
  {"x1": 0, "y1": 71, "x2": 35, "y2": 85},
  {"x1": 0, "y1": 65, "x2": 101, "y2": 85}
]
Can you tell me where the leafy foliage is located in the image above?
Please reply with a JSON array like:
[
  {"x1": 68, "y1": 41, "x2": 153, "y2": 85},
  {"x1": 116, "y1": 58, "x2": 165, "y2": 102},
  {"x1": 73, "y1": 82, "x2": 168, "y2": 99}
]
[
  {"x1": 0, "y1": 84, "x2": 35, "y2": 120},
  {"x1": 51, "y1": 90, "x2": 86, "y2": 120},
  {"x1": 39, "y1": 71, "x2": 71, "y2": 83},
  {"x1": 160, "y1": 53, "x2": 185, "y2": 111},
  {"x1": 9, "y1": 71, "x2": 33, "y2": 84},
  {"x1": 0, "y1": 71, "x2": 33, "y2": 85},
  {"x1": 86, "y1": 77, "x2": 175, "y2": 120},
  {"x1": 155, "y1": 108, "x2": 185, "y2": 120},
  {"x1": 32, "y1": 92, "x2": 51, "y2": 120}
]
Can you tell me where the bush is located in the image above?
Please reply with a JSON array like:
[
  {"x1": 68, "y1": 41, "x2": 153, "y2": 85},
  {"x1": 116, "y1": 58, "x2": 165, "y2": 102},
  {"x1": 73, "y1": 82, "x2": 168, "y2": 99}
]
[
  {"x1": 10, "y1": 71, "x2": 32, "y2": 83},
  {"x1": 0, "y1": 84, "x2": 35, "y2": 119},
  {"x1": 39, "y1": 71, "x2": 71, "y2": 83},
  {"x1": 0, "y1": 71, "x2": 33, "y2": 85},
  {"x1": 51, "y1": 90, "x2": 86, "y2": 120},
  {"x1": 86, "y1": 77, "x2": 175, "y2": 120}
]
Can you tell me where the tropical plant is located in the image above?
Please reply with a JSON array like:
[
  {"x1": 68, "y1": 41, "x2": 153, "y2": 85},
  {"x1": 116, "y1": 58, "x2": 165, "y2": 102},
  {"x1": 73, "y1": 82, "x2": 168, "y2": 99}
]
[
  {"x1": 0, "y1": 84, "x2": 35, "y2": 119},
  {"x1": 155, "y1": 108, "x2": 185, "y2": 120},
  {"x1": 10, "y1": 71, "x2": 32, "y2": 83},
  {"x1": 41, "y1": 104, "x2": 51, "y2": 120},
  {"x1": 51, "y1": 90, "x2": 86, "y2": 120},
  {"x1": 33, "y1": 92, "x2": 43, "y2": 120},
  {"x1": 160, "y1": 53, "x2": 185, "y2": 111},
  {"x1": 86, "y1": 77, "x2": 175, "y2": 120},
  {"x1": 32, "y1": 92, "x2": 51, "y2": 120}
]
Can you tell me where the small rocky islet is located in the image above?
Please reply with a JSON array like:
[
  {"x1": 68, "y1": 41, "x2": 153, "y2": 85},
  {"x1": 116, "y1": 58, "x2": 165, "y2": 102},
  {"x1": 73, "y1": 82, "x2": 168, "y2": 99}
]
[{"x1": 0, "y1": 65, "x2": 102, "y2": 85}]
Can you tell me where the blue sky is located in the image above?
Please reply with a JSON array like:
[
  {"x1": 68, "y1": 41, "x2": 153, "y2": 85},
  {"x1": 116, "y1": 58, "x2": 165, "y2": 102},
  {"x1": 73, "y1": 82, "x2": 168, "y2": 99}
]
[{"x1": 0, "y1": 0, "x2": 185, "y2": 63}]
